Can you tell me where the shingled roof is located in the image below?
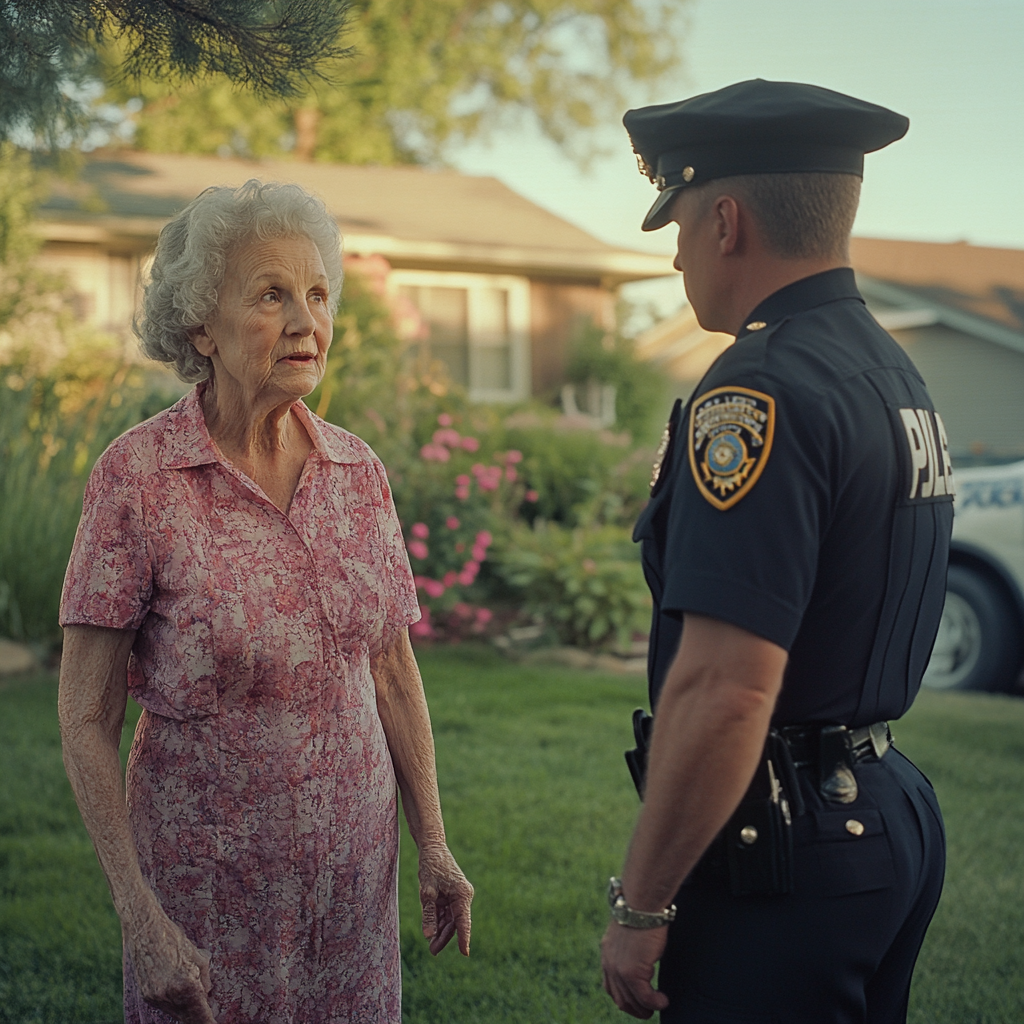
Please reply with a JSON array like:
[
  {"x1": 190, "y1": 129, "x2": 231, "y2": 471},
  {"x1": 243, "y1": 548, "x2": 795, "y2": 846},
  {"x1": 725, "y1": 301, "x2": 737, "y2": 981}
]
[
  {"x1": 37, "y1": 151, "x2": 671, "y2": 285},
  {"x1": 849, "y1": 236, "x2": 1024, "y2": 334}
]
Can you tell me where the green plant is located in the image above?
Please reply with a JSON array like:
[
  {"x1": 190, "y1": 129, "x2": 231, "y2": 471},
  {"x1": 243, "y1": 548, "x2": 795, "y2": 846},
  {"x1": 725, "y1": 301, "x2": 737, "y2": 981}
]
[
  {"x1": 492, "y1": 521, "x2": 650, "y2": 651},
  {"x1": 0, "y1": 353, "x2": 172, "y2": 643},
  {"x1": 565, "y1": 319, "x2": 669, "y2": 443}
]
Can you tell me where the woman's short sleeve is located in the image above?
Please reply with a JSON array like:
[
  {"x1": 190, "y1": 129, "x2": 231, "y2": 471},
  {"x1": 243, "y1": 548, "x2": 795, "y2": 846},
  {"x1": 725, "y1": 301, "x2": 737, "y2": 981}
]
[
  {"x1": 59, "y1": 440, "x2": 153, "y2": 631},
  {"x1": 370, "y1": 456, "x2": 421, "y2": 648}
]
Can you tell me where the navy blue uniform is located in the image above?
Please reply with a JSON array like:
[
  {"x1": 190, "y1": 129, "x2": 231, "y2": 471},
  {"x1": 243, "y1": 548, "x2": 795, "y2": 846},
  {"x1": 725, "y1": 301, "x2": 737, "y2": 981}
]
[{"x1": 634, "y1": 268, "x2": 950, "y2": 1023}]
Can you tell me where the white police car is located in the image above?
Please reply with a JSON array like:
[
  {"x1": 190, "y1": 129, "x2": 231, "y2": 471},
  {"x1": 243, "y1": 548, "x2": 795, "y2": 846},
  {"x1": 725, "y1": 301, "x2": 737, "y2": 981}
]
[{"x1": 923, "y1": 460, "x2": 1024, "y2": 692}]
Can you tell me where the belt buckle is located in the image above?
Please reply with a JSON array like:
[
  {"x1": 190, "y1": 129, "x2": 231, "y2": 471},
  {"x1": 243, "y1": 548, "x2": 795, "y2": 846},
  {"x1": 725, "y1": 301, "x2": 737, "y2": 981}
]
[{"x1": 868, "y1": 721, "x2": 891, "y2": 760}]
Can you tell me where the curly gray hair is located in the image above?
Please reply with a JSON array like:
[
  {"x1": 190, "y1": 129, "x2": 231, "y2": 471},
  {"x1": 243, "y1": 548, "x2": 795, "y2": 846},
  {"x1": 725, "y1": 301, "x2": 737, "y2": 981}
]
[{"x1": 134, "y1": 179, "x2": 343, "y2": 383}]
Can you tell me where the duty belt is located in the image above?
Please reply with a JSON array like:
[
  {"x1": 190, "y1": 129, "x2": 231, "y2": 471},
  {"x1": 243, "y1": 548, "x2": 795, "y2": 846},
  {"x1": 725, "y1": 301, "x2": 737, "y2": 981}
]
[{"x1": 778, "y1": 721, "x2": 892, "y2": 806}]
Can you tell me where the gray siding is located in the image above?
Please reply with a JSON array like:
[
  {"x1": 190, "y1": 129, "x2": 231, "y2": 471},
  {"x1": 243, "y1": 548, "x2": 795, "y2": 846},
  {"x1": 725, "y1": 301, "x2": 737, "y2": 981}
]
[{"x1": 893, "y1": 324, "x2": 1024, "y2": 460}]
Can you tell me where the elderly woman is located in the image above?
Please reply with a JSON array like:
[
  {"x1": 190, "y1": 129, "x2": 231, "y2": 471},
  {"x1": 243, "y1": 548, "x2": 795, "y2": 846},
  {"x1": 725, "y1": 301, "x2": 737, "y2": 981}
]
[{"x1": 57, "y1": 180, "x2": 473, "y2": 1024}]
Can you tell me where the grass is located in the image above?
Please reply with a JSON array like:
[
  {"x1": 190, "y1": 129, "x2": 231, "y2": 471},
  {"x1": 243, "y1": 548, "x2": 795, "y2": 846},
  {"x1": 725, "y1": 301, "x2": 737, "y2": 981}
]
[{"x1": 1, "y1": 648, "x2": 1023, "y2": 1023}]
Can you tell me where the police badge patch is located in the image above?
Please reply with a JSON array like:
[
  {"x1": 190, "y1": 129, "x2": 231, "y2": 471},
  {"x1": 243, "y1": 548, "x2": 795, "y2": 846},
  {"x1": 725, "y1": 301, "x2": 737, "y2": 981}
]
[{"x1": 688, "y1": 386, "x2": 776, "y2": 510}]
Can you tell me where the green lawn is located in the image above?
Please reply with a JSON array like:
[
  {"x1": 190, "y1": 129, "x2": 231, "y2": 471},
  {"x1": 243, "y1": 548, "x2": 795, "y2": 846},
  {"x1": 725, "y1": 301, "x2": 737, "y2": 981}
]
[{"x1": 1, "y1": 647, "x2": 1023, "y2": 1023}]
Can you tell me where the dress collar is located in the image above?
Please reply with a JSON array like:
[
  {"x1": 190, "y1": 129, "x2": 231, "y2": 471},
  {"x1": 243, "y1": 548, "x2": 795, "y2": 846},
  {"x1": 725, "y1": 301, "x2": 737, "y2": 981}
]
[
  {"x1": 158, "y1": 385, "x2": 363, "y2": 469},
  {"x1": 735, "y1": 267, "x2": 863, "y2": 340}
]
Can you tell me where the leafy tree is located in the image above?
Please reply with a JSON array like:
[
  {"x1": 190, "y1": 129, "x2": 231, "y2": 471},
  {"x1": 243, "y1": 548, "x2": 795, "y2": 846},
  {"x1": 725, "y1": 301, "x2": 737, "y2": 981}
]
[
  {"x1": 100, "y1": 0, "x2": 685, "y2": 165},
  {"x1": 0, "y1": 1, "x2": 351, "y2": 144}
]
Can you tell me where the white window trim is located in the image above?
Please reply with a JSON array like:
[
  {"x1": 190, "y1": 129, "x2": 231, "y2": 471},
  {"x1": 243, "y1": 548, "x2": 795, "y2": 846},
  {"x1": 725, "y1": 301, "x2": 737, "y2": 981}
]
[{"x1": 387, "y1": 269, "x2": 531, "y2": 402}]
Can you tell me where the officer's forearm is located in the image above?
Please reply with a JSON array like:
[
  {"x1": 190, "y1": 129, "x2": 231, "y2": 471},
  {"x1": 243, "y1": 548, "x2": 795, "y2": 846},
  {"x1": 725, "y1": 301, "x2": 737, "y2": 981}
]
[{"x1": 621, "y1": 615, "x2": 787, "y2": 913}]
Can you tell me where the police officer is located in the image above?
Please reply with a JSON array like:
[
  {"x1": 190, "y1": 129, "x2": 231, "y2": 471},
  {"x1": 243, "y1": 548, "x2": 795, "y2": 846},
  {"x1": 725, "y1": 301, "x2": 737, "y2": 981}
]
[{"x1": 600, "y1": 80, "x2": 950, "y2": 1023}]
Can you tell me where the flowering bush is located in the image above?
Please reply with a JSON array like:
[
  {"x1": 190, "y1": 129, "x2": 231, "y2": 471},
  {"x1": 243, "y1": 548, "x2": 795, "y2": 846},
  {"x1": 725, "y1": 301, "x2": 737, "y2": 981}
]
[{"x1": 398, "y1": 412, "x2": 530, "y2": 641}]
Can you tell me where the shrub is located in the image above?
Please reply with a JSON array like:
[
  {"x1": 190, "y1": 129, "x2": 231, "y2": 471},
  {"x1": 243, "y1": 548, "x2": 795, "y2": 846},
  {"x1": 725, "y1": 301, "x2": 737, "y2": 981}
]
[
  {"x1": 491, "y1": 520, "x2": 651, "y2": 652},
  {"x1": 0, "y1": 353, "x2": 174, "y2": 642},
  {"x1": 565, "y1": 319, "x2": 669, "y2": 444}
]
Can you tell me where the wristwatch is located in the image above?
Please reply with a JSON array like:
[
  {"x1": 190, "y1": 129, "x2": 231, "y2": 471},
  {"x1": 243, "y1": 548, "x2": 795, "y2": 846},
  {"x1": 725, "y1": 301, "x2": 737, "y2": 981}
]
[{"x1": 607, "y1": 877, "x2": 677, "y2": 929}]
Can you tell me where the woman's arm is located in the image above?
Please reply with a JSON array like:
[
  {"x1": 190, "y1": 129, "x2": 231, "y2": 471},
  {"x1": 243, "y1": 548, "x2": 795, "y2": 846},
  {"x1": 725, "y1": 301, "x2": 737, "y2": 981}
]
[
  {"x1": 58, "y1": 625, "x2": 216, "y2": 1024},
  {"x1": 371, "y1": 628, "x2": 474, "y2": 956}
]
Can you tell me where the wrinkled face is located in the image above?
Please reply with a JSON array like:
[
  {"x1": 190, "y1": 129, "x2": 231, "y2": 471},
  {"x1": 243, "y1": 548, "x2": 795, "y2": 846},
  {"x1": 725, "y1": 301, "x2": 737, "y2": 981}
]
[{"x1": 195, "y1": 234, "x2": 333, "y2": 402}]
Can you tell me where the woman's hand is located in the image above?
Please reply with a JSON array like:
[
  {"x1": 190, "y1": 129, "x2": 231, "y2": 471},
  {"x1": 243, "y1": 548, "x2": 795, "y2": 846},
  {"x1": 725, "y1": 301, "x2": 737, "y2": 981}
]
[
  {"x1": 418, "y1": 841, "x2": 474, "y2": 956},
  {"x1": 125, "y1": 897, "x2": 216, "y2": 1024}
]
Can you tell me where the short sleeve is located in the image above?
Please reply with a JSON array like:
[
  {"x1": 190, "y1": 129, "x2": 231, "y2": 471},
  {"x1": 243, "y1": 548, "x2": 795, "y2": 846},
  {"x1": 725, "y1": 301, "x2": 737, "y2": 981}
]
[
  {"x1": 59, "y1": 441, "x2": 153, "y2": 631},
  {"x1": 369, "y1": 456, "x2": 421, "y2": 647},
  {"x1": 661, "y1": 379, "x2": 831, "y2": 650}
]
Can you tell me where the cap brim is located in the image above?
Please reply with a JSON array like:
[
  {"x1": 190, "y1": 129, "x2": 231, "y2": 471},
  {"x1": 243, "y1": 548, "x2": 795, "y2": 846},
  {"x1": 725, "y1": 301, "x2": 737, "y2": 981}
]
[{"x1": 641, "y1": 186, "x2": 683, "y2": 232}]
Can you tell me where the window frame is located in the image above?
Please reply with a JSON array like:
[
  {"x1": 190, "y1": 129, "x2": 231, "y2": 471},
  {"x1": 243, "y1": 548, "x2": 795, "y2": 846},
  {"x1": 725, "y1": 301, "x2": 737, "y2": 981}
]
[{"x1": 387, "y1": 269, "x2": 531, "y2": 402}]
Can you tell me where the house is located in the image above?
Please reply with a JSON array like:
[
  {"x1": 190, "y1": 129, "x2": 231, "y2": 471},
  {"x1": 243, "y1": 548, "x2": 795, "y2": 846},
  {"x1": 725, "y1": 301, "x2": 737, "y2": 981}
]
[
  {"x1": 32, "y1": 152, "x2": 672, "y2": 403},
  {"x1": 635, "y1": 238, "x2": 1024, "y2": 463}
]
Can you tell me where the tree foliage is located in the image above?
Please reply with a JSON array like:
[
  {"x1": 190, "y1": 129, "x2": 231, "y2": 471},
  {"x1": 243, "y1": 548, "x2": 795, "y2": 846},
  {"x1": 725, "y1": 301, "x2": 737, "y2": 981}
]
[
  {"x1": 0, "y1": 1, "x2": 351, "y2": 144},
  {"x1": 100, "y1": 0, "x2": 685, "y2": 165}
]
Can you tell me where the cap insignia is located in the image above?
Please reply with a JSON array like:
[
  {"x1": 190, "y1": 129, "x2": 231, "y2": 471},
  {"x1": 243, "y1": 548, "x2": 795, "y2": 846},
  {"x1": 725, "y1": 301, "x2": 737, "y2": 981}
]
[
  {"x1": 682, "y1": 166, "x2": 695, "y2": 182},
  {"x1": 745, "y1": 321, "x2": 767, "y2": 331},
  {"x1": 629, "y1": 137, "x2": 656, "y2": 183},
  {"x1": 688, "y1": 386, "x2": 776, "y2": 510}
]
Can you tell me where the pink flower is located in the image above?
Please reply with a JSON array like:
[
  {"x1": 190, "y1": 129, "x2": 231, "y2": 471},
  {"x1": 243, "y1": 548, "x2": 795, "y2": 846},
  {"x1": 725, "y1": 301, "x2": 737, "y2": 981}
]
[
  {"x1": 437, "y1": 413, "x2": 453, "y2": 427},
  {"x1": 411, "y1": 522, "x2": 429, "y2": 539},
  {"x1": 453, "y1": 602, "x2": 472, "y2": 619},
  {"x1": 443, "y1": 571, "x2": 458, "y2": 587},
  {"x1": 464, "y1": 560, "x2": 480, "y2": 574},
  {"x1": 471, "y1": 463, "x2": 485, "y2": 477},
  {"x1": 457, "y1": 570, "x2": 474, "y2": 586},
  {"x1": 505, "y1": 450, "x2": 523, "y2": 464},
  {"x1": 505, "y1": 467, "x2": 518, "y2": 482},
  {"x1": 460, "y1": 435, "x2": 480, "y2": 452},
  {"x1": 408, "y1": 540, "x2": 428, "y2": 560},
  {"x1": 475, "y1": 607, "x2": 493, "y2": 624},
  {"x1": 455, "y1": 486, "x2": 470, "y2": 501},
  {"x1": 433, "y1": 428, "x2": 462, "y2": 447},
  {"x1": 471, "y1": 544, "x2": 487, "y2": 562},
  {"x1": 423, "y1": 578, "x2": 445, "y2": 598},
  {"x1": 420, "y1": 443, "x2": 451, "y2": 462},
  {"x1": 411, "y1": 619, "x2": 434, "y2": 638},
  {"x1": 446, "y1": 516, "x2": 460, "y2": 530},
  {"x1": 414, "y1": 575, "x2": 426, "y2": 587},
  {"x1": 475, "y1": 530, "x2": 493, "y2": 547},
  {"x1": 525, "y1": 490, "x2": 539, "y2": 502},
  {"x1": 455, "y1": 474, "x2": 471, "y2": 487}
]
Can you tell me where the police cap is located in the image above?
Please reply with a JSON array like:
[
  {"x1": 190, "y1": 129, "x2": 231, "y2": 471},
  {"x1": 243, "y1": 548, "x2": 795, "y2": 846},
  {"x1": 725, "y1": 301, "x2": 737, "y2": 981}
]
[{"x1": 623, "y1": 79, "x2": 909, "y2": 231}]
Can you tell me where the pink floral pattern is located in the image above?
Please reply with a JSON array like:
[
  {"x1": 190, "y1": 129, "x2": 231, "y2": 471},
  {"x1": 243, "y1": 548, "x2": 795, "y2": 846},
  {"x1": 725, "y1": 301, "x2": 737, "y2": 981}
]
[{"x1": 60, "y1": 387, "x2": 419, "y2": 1024}]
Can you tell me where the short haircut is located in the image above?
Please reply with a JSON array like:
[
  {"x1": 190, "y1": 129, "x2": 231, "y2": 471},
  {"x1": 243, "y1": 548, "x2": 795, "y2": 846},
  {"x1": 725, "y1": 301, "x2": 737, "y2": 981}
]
[
  {"x1": 135, "y1": 179, "x2": 343, "y2": 383},
  {"x1": 693, "y1": 172, "x2": 861, "y2": 262}
]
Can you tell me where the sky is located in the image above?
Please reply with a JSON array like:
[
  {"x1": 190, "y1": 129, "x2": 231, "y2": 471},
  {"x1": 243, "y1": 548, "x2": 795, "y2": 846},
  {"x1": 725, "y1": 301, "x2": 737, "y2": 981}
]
[{"x1": 449, "y1": 0, "x2": 1024, "y2": 318}]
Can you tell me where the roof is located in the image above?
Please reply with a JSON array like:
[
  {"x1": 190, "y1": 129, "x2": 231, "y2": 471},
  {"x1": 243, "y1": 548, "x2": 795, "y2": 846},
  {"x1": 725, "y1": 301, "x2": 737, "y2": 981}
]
[
  {"x1": 36, "y1": 151, "x2": 672, "y2": 285},
  {"x1": 849, "y1": 236, "x2": 1024, "y2": 334},
  {"x1": 637, "y1": 237, "x2": 1024, "y2": 381}
]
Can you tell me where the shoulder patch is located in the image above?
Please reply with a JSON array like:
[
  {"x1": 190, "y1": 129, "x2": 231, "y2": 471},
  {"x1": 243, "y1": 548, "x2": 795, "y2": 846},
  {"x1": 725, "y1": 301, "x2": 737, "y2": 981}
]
[{"x1": 688, "y1": 386, "x2": 775, "y2": 510}]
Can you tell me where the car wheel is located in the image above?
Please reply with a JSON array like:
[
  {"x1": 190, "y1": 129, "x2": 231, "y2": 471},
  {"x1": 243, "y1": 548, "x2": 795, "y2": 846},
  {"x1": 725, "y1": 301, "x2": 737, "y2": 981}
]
[{"x1": 922, "y1": 564, "x2": 1022, "y2": 692}]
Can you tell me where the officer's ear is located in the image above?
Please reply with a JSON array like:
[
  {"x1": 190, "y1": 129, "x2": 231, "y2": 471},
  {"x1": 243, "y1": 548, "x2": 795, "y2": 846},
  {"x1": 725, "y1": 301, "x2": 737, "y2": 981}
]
[{"x1": 712, "y1": 195, "x2": 742, "y2": 256}]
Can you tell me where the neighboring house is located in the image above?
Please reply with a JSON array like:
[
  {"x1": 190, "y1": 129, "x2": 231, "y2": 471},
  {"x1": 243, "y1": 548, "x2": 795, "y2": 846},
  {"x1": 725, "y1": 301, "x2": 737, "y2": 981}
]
[
  {"x1": 33, "y1": 152, "x2": 671, "y2": 403},
  {"x1": 636, "y1": 237, "x2": 1024, "y2": 463}
]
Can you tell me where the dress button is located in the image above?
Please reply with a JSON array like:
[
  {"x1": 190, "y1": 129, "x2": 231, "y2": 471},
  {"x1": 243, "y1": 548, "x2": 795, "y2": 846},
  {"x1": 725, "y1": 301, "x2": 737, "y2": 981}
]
[
  {"x1": 846, "y1": 819, "x2": 865, "y2": 836},
  {"x1": 740, "y1": 826, "x2": 758, "y2": 844},
  {"x1": 745, "y1": 321, "x2": 767, "y2": 331}
]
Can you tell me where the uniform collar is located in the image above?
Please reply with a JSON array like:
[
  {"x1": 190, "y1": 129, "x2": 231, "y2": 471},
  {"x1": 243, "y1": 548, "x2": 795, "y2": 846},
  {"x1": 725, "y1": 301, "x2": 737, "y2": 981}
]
[
  {"x1": 736, "y1": 267, "x2": 863, "y2": 340},
  {"x1": 158, "y1": 385, "x2": 363, "y2": 469}
]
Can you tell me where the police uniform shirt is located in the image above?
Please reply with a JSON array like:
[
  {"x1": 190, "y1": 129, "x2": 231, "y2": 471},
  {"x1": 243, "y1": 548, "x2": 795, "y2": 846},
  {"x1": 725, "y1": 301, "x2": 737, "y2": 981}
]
[{"x1": 635, "y1": 268, "x2": 954, "y2": 727}]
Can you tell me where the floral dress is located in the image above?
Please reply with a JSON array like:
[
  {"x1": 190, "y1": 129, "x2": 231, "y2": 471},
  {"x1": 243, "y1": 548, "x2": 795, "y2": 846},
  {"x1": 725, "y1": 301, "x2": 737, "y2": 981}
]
[{"x1": 60, "y1": 387, "x2": 419, "y2": 1024}]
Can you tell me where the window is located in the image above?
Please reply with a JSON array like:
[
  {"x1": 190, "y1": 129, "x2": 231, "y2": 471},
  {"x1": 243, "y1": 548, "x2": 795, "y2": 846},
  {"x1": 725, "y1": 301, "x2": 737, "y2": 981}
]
[{"x1": 390, "y1": 270, "x2": 530, "y2": 402}]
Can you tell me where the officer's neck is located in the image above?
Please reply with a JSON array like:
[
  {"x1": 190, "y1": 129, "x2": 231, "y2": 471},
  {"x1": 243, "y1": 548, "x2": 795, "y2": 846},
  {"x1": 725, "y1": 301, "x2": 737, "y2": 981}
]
[{"x1": 713, "y1": 253, "x2": 851, "y2": 337}]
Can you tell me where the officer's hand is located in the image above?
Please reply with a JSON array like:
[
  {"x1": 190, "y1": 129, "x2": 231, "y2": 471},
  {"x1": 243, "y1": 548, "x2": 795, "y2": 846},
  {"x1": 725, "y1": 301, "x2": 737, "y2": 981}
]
[{"x1": 600, "y1": 921, "x2": 670, "y2": 1019}]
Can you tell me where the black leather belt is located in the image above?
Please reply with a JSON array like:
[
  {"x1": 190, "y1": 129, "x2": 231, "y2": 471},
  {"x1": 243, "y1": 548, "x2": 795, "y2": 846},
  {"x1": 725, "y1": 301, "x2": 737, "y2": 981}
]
[{"x1": 779, "y1": 721, "x2": 892, "y2": 770}]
